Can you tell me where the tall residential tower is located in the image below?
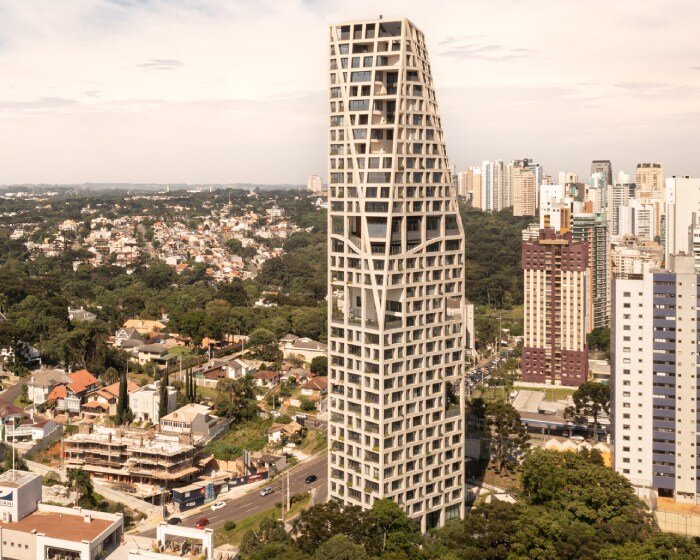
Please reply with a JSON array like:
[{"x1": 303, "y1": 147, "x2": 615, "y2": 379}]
[{"x1": 327, "y1": 18, "x2": 467, "y2": 530}]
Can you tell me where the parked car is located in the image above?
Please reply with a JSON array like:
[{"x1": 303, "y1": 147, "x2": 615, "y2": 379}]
[
  {"x1": 167, "y1": 517, "x2": 182, "y2": 525},
  {"x1": 305, "y1": 475, "x2": 318, "y2": 484},
  {"x1": 260, "y1": 486, "x2": 274, "y2": 496},
  {"x1": 196, "y1": 518, "x2": 210, "y2": 529},
  {"x1": 210, "y1": 501, "x2": 226, "y2": 511}
]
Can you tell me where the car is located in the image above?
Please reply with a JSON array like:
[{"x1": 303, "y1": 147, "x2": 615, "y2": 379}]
[
  {"x1": 270, "y1": 410, "x2": 281, "y2": 418},
  {"x1": 167, "y1": 517, "x2": 182, "y2": 525},
  {"x1": 260, "y1": 486, "x2": 274, "y2": 496},
  {"x1": 304, "y1": 474, "x2": 318, "y2": 484},
  {"x1": 196, "y1": 518, "x2": 210, "y2": 529},
  {"x1": 570, "y1": 435, "x2": 585, "y2": 442},
  {"x1": 210, "y1": 501, "x2": 226, "y2": 511}
]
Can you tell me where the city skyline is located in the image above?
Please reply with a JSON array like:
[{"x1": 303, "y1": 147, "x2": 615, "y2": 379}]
[{"x1": 2, "y1": 0, "x2": 700, "y2": 184}]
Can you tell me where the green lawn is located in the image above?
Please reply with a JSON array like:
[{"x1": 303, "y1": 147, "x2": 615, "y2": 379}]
[
  {"x1": 473, "y1": 385, "x2": 575, "y2": 403},
  {"x1": 298, "y1": 429, "x2": 327, "y2": 455},
  {"x1": 204, "y1": 417, "x2": 273, "y2": 460},
  {"x1": 215, "y1": 493, "x2": 311, "y2": 546}
]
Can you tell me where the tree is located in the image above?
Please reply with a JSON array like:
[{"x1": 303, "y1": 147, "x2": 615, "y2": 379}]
[
  {"x1": 116, "y1": 369, "x2": 131, "y2": 424},
  {"x1": 313, "y1": 535, "x2": 368, "y2": 560},
  {"x1": 597, "y1": 533, "x2": 700, "y2": 560},
  {"x1": 214, "y1": 378, "x2": 257, "y2": 420},
  {"x1": 158, "y1": 371, "x2": 169, "y2": 420},
  {"x1": 240, "y1": 517, "x2": 290, "y2": 556},
  {"x1": 484, "y1": 401, "x2": 529, "y2": 473},
  {"x1": 365, "y1": 499, "x2": 421, "y2": 556},
  {"x1": 249, "y1": 328, "x2": 277, "y2": 347},
  {"x1": 521, "y1": 450, "x2": 652, "y2": 536},
  {"x1": 103, "y1": 367, "x2": 120, "y2": 385},
  {"x1": 565, "y1": 382, "x2": 610, "y2": 442},
  {"x1": 218, "y1": 279, "x2": 249, "y2": 307},
  {"x1": 310, "y1": 356, "x2": 327, "y2": 376},
  {"x1": 587, "y1": 327, "x2": 610, "y2": 358},
  {"x1": 67, "y1": 468, "x2": 95, "y2": 507},
  {"x1": 293, "y1": 501, "x2": 367, "y2": 555}
]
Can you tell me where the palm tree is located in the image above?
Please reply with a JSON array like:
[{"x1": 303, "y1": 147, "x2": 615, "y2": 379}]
[{"x1": 67, "y1": 468, "x2": 93, "y2": 506}]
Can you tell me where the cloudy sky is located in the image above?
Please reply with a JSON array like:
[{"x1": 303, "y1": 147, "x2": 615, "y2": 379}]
[{"x1": 1, "y1": 0, "x2": 699, "y2": 184}]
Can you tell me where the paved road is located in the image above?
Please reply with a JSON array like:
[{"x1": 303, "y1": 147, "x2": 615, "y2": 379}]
[
  {"x1": 0, "y1": 377, "x2": 27, "y2": 404},
  {"x1": 141, "y1": 453, "x2": 327, "y2": 537}
]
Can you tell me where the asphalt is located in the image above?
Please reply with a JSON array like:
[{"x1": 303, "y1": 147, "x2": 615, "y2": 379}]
[
  {"x1": 0, "y1": 377, "x2": 27, "y2": 404},
  {"x1": 140, "y1": 453, "x2": 327, "y2": 537}
]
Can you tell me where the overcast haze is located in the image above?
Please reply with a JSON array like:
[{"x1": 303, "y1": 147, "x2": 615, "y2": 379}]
[{"x1": 1, "y1": 0, "x2": 699, "y2": 185}]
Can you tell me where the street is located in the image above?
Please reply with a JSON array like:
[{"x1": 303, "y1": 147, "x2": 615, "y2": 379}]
[{"x1": 140, "y1": 453, "x2": 327, "y2": 537}]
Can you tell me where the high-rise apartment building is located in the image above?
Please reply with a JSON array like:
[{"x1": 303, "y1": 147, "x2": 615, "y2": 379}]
[
  {"x1": 573, "y1": 211, "x2": 610, "y2": 329},
  {"x1": 635, "y1": 162, "x2": 664, "y2": 198},
  {"x1": 612, "y1": 254, "x2": 700, "y2": 504},
  {"x1": 327, "y1": 18, "x2": 466, "y2": 530},
  {"x1": 481, "y1": 160, "x2": 507, "y2": 212},
  {"x1": 307, "y1": 175, "x2": 324, "y2": 193},
  {"x1": 611, "y1": 238, "x2": 663, "y2": 279},
  {"x1": 458, "y1": 166, "x2": 482, "y2": 208},
  {"x1": 665, "y1": 177, "x2": 700, "y2": 266},
  {"x1": 610, "y1": 182, "x2": 636, "y2": 237},
  {"x1": 512, "y1": 158, "x2": 538, "y2": 217},
  {"x1": 591, "y1": 160, "x2": 613, "y2": 187},
  {"x1": 521, "y1": 228, "x2": 590, "y2": 386}
]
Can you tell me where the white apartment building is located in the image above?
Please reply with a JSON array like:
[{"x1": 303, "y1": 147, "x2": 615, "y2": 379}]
[
  {"x1": 307, "y1": 175, "x2": 324, "y2": 193},
  {"x1": 612, "y1": 254, "x2": 700, "y2": 504},
  {"x1": 665, "y1": 177, "x2": 700, "y2": 266},
  {"x1": 611, "y1": 243, "x2": 663, "y2": 279},
  {"x1": 327, "y1": 18, "x2": 466, "y2": 530},
  {"x1": 481, "y1": 160, "x2": 506, "y2": 212}
]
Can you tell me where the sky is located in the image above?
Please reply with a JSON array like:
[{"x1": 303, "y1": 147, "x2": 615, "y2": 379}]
[{"x1": 1, "y1": 0, "x2": 700, "y2": 185}]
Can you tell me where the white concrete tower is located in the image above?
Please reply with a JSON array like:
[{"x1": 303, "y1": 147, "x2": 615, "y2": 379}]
[{"x1": 327, "y1": 18, "x2": 467, "y2": 531}]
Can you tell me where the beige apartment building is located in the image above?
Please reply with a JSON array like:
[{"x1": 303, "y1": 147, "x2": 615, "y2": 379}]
[
  {"x1": 635, "y1": 162, "x2": 664, "y2": 198},
  {"x1": 327, "y1": 18, "x2": 467, "y2": 530},
  {"x1": 512, "y1": 159, "x2": 538, "y2": 216}
]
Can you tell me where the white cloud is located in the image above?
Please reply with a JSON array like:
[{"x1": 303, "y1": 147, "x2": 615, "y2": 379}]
[{"x1": 0, "y1": 0, "x2": 699, "y2": 183}]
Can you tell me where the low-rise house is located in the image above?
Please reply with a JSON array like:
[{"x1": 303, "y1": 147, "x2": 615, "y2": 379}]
[
  {"x1": 278, "y1": 335, "x2": 328, "y2": 363},
  {"x1": 26, "y1": 369, "x2": 69, "y2": 405},
  {"x1": 300, "y1": 376, "x2": 328, "y2": 399},
  {"x1": 129, "y1": 380, "x2": 178, "y2": 424},
  {"x1": 160, "y1": 403, "x2": 220, "y2": 444},
  {"x1": 83, "y1": 380, "x2": 139, "y2": 416},
  {"x1": 114, "y1": 327, "x2": 143, "y2": 348},
  {"x1": 68, "y1": 306, "x2": 97, "y2": 323},
  {"x1": 137, "y1": 343, "x2": 173, "y2": 367},
  {"x1": 252, "y1": 370, "x2": 281, "y2": 388},
  {"x1": 0, "y1": 399, "x2": 25, "y2": 429},
  {"x1": 267, "y1": 420, "x2": 303, "y2": 444},
  {"x1": 47, "y1": 369, "x2": 99, "y2": 414}
]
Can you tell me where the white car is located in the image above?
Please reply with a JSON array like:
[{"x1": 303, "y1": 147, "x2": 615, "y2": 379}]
[
  {"x1": 260, "y1": 486, "x2": 273, "y2": 496},
  {"x1": 210, "y1": 501, "x2": 226, "y2": 511}
]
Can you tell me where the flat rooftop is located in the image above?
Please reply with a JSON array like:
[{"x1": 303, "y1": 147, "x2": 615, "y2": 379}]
[
  {"x1": 0, "y1": 510, "x2": 114, "y2": 542},
  {"x1": 65, "y1": 427, "x2": 194, "y2": 455},
  {"x1": 0, "y1": 470, "x2": 40, "y2": 488}
]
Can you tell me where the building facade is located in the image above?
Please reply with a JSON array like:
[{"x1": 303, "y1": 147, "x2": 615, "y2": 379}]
[
  {"x1": 327, "y1": 18, "x2": 466, "y2": 530},
  {"x1": 635, "y1": 162, "x2": 664, "y2": 198},
  {"x1": 512, "y1": 158, "x2": 538, "y2": 217},
  {"x1": 612, "y1": 254, "x2": 700, "y2": 504},
  {"x1": 665, "y1": 177, "x2": 700, "y2": 267},
  {"x1": 573, "y1": 211, "x2": 610, "y2": 329},
  {"x1": 521, "y1": 229, "x2": 590, "y2": 386},
  {"x1": 591, "y1": 160, "x2": 613, "y2": 187}
]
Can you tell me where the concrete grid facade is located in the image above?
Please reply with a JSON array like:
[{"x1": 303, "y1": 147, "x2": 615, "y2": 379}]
[{"x1": 327, "y1": 18, "x2": 466, "y2": 531}]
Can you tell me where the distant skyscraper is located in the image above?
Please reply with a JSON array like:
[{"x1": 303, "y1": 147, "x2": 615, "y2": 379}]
[
  {"x1": 307, "y1": 175, "x2": 324, "y2": 193},
  {"x1": 327, "y1": 17, "x2": 466, "y2": 530},
  {"x1": 522, "y1": 228, "x2": 590, "y2": 386},
  {"x1": 512, "y1": 158, "x2": 538, "y2": 217},
  {"x1": 558, "y1": 171, "x2": 578, "y2": 185},
  {"x1": 591, "y1": 160, "x2": 613, "y2": 187},
  {"x1": 613, "y1": 253, "x2": 700, "y2": 504},
  {"x1": 481, "y1": 160, "x2": 507, "y2": 212},
  {"x1": 610, "y1": 182, "x2": 636, "y2": 237},
  {"x1": 635, "y1": 162, "x2": 664, "y2": 198},
  {"x1": 573, "y1": 211, "x2": 610, "y2": 329},
  {"x1": 460, "y1": 166, "x2": 482, "y2": 209}
]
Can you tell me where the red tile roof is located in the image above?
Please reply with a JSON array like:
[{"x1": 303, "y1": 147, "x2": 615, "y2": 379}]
[{"x1": 67, "y1": 369, "x2": 99, "y2": 393}]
